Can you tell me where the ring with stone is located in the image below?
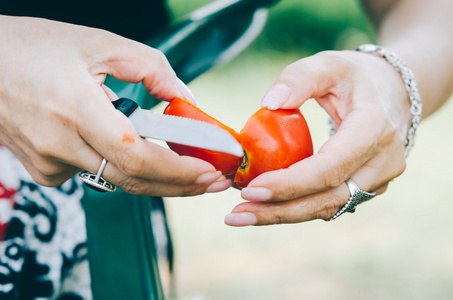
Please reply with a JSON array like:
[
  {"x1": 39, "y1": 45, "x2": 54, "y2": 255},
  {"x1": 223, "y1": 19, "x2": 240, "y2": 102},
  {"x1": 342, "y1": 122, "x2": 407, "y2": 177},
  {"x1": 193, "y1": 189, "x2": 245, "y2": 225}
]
[
  {"x1": 78, "y1": 158, "x2": 116, "y2": 192},
  {"x1": 330, "y1": 178, "x2": 376, "y2": 221}
]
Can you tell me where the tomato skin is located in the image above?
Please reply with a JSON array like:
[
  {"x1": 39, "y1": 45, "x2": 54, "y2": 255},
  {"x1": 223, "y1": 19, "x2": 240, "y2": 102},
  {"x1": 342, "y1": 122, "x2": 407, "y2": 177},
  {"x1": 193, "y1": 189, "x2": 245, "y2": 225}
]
[
  {"x1": 234, "y1": 108, "x2": 313, "y2": 188},
  {"x1": 163, "y1": 98, "x2": 242, "y2": 175},
  {"x1": 163, "y1": 98, "x2": 313, "y2": 186}
]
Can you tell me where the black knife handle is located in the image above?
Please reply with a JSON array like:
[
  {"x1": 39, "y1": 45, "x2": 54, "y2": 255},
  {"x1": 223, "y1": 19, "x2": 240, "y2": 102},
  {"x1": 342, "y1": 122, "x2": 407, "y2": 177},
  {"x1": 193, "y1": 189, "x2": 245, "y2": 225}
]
[{"x1": 112, "y1": 98, "x2": 139, "y2": 117}]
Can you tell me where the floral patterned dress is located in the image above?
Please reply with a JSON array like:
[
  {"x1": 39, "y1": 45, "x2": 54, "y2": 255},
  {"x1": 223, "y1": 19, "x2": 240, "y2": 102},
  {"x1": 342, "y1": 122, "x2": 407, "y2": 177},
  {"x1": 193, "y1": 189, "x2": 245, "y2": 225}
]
[{"x1": 0, "y1": 145, "x2": 91, "y2": 300}]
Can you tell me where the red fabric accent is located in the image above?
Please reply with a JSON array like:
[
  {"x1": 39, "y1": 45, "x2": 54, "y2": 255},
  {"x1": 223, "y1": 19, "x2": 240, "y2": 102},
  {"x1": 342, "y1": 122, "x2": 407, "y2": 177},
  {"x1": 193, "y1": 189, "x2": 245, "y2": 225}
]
[{"x1": 0, "y1": 182, "x2": 17, "y2": 241}]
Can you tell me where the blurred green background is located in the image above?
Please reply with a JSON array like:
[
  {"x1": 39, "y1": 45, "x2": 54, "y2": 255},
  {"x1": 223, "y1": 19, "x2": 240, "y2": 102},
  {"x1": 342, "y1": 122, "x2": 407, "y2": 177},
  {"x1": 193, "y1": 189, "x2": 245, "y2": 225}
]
[{"x1": 154, "y1": 1, "x2": 453, "y2": 299}]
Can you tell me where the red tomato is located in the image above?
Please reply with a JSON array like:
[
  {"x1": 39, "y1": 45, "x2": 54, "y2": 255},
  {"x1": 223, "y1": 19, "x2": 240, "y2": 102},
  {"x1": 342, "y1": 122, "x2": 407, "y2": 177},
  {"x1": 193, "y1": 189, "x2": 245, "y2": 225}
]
[
  {"x1": 163, "y1": 98, "x2": 313, "y2": 187},
  {"x1": 163, "y1": 97, "x2": 242, "y2": 175},
  {"x1": 234, "y1": 108, "x2": 313, "y2": 188}
]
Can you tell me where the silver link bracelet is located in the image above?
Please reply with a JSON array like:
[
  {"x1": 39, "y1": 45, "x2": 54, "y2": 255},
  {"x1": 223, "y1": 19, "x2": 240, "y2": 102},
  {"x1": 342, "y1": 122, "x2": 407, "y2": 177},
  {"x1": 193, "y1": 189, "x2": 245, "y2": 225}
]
[
  {"x1": 356, "y1": 44, "x2": 423, "y2": 157},
  {"x1": 329, "y1": 44, "x2": 422, "y2": 157}
]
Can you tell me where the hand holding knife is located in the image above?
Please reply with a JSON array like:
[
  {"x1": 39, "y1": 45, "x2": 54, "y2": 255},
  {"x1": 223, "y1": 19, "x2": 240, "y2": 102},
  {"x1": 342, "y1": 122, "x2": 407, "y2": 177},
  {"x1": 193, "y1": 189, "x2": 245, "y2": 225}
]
[{"x1": 79, "y1": 98, "x2": 243, "y2": 192}]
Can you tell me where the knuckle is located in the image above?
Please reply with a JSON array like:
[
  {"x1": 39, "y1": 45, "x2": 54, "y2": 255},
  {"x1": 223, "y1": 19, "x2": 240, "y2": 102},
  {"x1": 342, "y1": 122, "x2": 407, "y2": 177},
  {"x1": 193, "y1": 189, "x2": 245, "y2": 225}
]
[
  {"x1": 167, "y1": 172, "x2": 193, "y2": 186},
  {"x1": 31, "y1": 139, "x2": 55, "y2": 159},
  {"x1": 32, "y1": 177, "x2": 54, "y2": 187},
  {"x1": 322, "y1": 162, "x2": 346, "y2": 189},
  {"x1": 378, "y1": 183, "x2": 390, "y2": 194},
  {"x1": 270, "y1": 212, "x2": 286, "y2": 225},
  {"x1": 31, "y1": 172, "x2": 66, "y2": 187},
  {"x1": 179, "y1": 187, "x2": 203, "y2": 197},
  {"x1": 393, "y1": 153, "x2": 407, "y2": 178},
  {"x1": 281, "y1": 62, "x2": 298, "y2": 76},
  {"x1": 31, "y1": 174, "x2": 52, "y2": 186},
  {"x1": 32, "y1": 158, "x2": 62, "y2": 178},
  {"x1": 380, "y1": 143, "x2": 407, "y2": 182},
  {"x1": 315, "y1": 193, "x2": 344, "y2": 221},
  {"x1": 148, "y1": 48, "x2": 172, "y2": 72},
  {"x1": 312, "y1": 51, "x2": 352, "y2": 72},
  {"x1": 375, "y1": 124, "x2": 408, "y2": 181},
  {"x1": 116, "y1": 151, "x2": 143, "y2": 177},
  {"x1": 283, "y1": 180, "x2": 299, "y2": 200},
  {"x1": 118, "y1": 177, "x2": 202, "y2": 197},
  {"x1": 388, "y1": 161, "x2": 406, "y2": 182},
  {"x1": 119, "y1": 177, "x2": 146, "y2": 195},
  {"x1": 173, "y1": 181, "x2": 212, "y2": 197},
  {"x1": 151, "y1": 48, "x2": 167, "y2": 62}
]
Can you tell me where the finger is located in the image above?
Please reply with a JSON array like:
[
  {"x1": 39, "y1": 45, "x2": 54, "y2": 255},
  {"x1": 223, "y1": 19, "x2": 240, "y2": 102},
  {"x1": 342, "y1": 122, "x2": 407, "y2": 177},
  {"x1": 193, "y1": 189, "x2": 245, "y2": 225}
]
[
  {"x1": 75, "y1": 131, "x2": 221, "y2": 187},
  {"x1": 18, "y1": 157, "x2": 79, "y2": 187},
  {"x1": 374, "y1": 182, "x2": 390, "y2": 195},
  {"x1": 103, "y1": 169, "x2": 233, "y2": 197},
  {"x1": 226, "y1": 184, "x2": 350, "y2": 226},
  {"x1": 69, "y1": 129, "x2": 232, "y2": 195},
  {"x1": 81, "y1": 153, "x2": 231, "y2": 196},
  {"x1": 241, "y1": 141, "x2": 404, "y2": 204},
  {"x1": 230, "y1": 143, "x2": 401, "y2": 226},
  {"x1": 4, "y1": 134, "x2": 81, "y2": 186},
  {"x1": 101, "y1": 84, "x2": 118, "y2": 100},
  {"x1": 239, "y1": 109, "x2": 385, "y2": 201},
  {"x1": 260, "y1": 51, "x2": 353, "y2": 114},
  {"x1": 10, "y1": 145, "x2": 79, "y2": 187},
  {"x1": 91, "y1": 33, "x2": 195, "y2": 103},
  {"x1": 226, "y1": 177, "x2": 392, "y2": 226}
]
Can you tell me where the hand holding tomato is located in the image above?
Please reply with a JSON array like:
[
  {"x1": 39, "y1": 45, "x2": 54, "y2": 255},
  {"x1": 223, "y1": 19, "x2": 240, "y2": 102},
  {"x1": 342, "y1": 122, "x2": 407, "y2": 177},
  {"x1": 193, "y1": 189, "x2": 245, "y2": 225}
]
[
  {"x1": 225, "y1": 50, "x2": 410, "y2": 226},
  {"x1": 164, "y1": 51, "x2": 411, "y2": 227}
]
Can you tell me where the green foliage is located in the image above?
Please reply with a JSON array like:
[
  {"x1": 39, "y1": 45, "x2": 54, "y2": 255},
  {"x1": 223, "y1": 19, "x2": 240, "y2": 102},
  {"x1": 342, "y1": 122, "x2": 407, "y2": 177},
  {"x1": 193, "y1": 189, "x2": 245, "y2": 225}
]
[
  {"x1": 168, "y1": 0, "x2": 376, "y2": 56},
  {"x1": 257, "y1": 0, "x2": 375, "y2": 54}
]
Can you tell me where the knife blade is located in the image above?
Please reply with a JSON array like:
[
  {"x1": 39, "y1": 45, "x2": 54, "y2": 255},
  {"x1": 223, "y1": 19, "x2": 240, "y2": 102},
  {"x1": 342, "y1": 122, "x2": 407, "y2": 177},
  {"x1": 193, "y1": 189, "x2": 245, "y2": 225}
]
[{"x1": 113, "y1": 98, "x2": 243, "y2": 157}]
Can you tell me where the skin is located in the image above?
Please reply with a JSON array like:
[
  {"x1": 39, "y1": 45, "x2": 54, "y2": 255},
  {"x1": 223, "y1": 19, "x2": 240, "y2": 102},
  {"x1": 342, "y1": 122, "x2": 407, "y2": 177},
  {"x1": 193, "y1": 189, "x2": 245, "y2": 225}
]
[
  {"x1": 1, "y1": 2, "x2": 451, "y2": 225},
  {"x1": 0, "y1": 15, "x2": 232, "y2": 197},
  {"x1": 225, "y1": 0, "x2": 453, "y2": 226}
]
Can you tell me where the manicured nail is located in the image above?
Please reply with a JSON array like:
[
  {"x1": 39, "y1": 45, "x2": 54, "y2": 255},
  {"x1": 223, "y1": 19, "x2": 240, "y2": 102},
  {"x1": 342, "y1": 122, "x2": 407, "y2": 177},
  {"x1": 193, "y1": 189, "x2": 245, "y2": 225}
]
[
  {"x1": 260, "y1": 83, "x2": 291, "y2": 110},
  {"x1": 224, "y1": 213, "x2": 257, "y2": 226},
  {"x1": 206, "y1": 179, "x2": 232, "y2": 193},
  {"x1": 177, "y1": 78, "x2": 196, "y2": 105},
  {"x1": 241, "y1": 187, "x2": 272, "y2": 201},
  {"x1": 195, "y1": 171, "x2": 222, "y2": 185}
]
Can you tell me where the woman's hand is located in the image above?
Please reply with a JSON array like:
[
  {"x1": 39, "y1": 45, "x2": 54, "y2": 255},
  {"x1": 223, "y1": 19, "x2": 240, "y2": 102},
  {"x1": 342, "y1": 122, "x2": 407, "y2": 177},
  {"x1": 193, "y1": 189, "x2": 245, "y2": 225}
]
[
  {"x1": 225, "y1": 50, "x2": 411, "y2": 226},
  {"x1": 0, "y1": 15, "x2": 231, "y2": 196}
]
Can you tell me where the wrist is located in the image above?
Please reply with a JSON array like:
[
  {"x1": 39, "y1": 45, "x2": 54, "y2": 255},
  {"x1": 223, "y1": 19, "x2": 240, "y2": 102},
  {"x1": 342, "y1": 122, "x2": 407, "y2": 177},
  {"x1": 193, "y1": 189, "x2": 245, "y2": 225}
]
[{"x1": 356, "y1": 44, "x2": 422, "y2": 157}]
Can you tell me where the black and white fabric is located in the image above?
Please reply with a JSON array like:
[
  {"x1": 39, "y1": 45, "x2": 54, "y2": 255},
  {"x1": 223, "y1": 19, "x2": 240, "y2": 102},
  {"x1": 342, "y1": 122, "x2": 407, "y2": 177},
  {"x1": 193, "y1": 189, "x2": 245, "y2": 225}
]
[{"x1": 0, "y1": 147, "x2": 91, "y2": 300}]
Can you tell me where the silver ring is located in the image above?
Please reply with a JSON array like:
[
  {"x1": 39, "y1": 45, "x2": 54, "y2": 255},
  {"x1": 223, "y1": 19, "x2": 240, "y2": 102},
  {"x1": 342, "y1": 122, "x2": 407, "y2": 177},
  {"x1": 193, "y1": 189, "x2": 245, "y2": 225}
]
[
  {"x1": 330, "y1": 178, "x2": 376, "y2": 221},
  {"x1": 78, "y1": 158, "x2": 116, "y2": 192}
]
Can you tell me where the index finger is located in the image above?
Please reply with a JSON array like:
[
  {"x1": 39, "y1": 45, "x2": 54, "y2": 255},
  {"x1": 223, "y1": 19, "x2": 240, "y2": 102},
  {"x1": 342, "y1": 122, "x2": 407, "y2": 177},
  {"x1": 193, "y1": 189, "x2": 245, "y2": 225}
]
[{"x1": 89, "y1": 31, "x2": 195, "y2": 103}]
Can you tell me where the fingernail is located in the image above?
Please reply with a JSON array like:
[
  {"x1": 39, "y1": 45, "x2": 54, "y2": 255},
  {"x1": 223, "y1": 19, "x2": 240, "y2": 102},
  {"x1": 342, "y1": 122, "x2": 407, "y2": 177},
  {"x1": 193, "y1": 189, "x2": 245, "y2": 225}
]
[
  {"x1": 177, "y1": 78, "x2": 196, "y2": 105},
  {"x1": 260, "y1": 83, "x2": 291, "y2": 110},
  {"x1": 206, "y1": 179, "x2": 232, "y2": 193},
  {"x1": 241, "y1": 187, "x2": 272, "y2": 201},
  {"x1": 195, "y1": 171, "x2": 222, "y2": 185},
  {"x1": 224, "y1": 213, "x2": 257, "y2": 226}
]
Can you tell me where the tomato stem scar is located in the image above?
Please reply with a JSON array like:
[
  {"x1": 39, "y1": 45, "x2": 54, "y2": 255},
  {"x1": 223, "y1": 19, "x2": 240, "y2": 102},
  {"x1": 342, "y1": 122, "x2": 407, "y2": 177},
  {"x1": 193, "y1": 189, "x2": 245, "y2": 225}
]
[
  {"x1": 239, "y1": 151, "x2": 248, "y2": 170},
  {"x1": 122, "y1": 133, "x2": 135, "y2": 143}
]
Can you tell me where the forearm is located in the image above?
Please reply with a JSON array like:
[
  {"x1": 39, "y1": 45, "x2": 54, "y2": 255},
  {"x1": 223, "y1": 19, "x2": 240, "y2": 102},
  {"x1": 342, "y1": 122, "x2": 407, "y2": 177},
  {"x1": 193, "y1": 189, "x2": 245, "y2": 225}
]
[{"x1": 362, "y1": 0, "x2": 453, "y2": 118}]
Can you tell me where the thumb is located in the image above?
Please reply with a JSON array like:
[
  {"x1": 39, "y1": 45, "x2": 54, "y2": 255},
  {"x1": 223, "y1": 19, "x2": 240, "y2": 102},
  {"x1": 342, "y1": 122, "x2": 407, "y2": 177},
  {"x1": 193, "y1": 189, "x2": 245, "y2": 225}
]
[
  {"x1": 93, "y1": 33, "x2": 195, "y2": 103},
  {"x1": 260, "y1": 51, "x2": 350, "y2": 110}
]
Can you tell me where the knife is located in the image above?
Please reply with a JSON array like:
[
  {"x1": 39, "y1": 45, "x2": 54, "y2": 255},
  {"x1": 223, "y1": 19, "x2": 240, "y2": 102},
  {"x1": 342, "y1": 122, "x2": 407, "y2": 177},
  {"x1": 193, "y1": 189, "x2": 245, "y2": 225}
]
[{"x1": 113, "y1": 98, "x2": 243, "y2": 157}]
